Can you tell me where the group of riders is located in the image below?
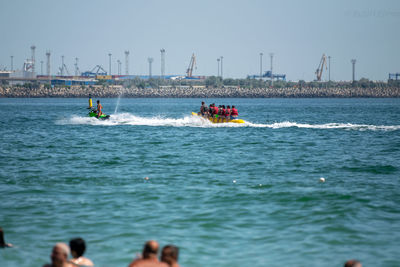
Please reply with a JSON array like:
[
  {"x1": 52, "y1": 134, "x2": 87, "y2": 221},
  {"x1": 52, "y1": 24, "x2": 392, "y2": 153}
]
[
  {"x1": 90, "y1": 97, "x2": 239, "y2": 122},
  {"x1": 199, "y1": 101, "x2": 239, "y2": 121}
]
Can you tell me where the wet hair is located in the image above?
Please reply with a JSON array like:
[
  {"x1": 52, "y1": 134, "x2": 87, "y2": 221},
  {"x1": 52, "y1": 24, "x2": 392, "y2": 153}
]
[
  {"x1": 227, "y1": 105, "x2": 230, "y2": 108},
  {"x1": 69, "y1": 238, "x2": 86, "y2": 257},
  {"x1": 97, "y1": 100, "x2": 100, "y2": 104},
  {"x1": 142, "y1": 241, "x2": 158, "y2": 258},
  {"x1": 0, "y1": 228, "x2": 6, "y2": 247},
  {"x1": 223, "y1": 105, "x2": 225, "y2": 109},
  {"x1": 232, "y1": 105, "x2": 235, "y2": 108},
  {"x1": 161, "y1": 245, "x2": 179, "y2": 264},
  {"x1": 344, "y1": 260, "x2": 362, "y2": 267}
]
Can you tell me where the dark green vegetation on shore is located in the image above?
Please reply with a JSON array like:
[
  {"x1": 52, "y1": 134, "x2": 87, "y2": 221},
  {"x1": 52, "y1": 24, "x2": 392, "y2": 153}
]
[{"x1": 1, "y1": 77, "x2": 400, "y2": 98}]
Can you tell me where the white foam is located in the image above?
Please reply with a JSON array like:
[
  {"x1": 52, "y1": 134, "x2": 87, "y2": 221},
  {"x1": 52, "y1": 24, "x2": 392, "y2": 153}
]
[
  {"x1": 247, "y1": 121, "x2": 400, "y2": 131},
  {"x1": 58, "y1": 113, "x2": 222, "y2": 128},
  {"x1": 57, "y1": 113, "x2": 400, "y2": 131}
]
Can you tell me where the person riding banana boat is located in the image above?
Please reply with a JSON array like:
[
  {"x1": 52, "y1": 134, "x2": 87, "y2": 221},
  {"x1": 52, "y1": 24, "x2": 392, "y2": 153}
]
[{"x1": 193, "y1": 102, "x2": 244, "y2": 123}]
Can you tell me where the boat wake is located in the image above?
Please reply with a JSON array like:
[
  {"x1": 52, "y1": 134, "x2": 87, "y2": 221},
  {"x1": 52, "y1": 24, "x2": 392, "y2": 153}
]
[
  {"x1": 59, "y1": 113, "x2": 212, "y2": 127},
  {"x1": 249, "y1": 121, "x2": 400, "y2": 131},
  {"x1": 58, "y1": 113, "x2": 400, "y2": 131}
]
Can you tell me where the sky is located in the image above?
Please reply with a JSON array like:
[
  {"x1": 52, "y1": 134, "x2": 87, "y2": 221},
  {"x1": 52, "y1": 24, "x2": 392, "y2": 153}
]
[{"x1": 0, "y1": 0, "x2": 399, "y2": 81}]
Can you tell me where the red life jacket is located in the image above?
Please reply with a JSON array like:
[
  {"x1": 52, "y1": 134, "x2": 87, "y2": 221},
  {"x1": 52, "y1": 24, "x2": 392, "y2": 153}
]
[
  {"x1": 225, "y1": 108, "x2": 231, "y2": 116},
  {"x1": 231, "y1": 108, "x2": 238, "y2": 116},
  {"x1": 213, "y1": 106, "x2": 219, "y2": 114}
]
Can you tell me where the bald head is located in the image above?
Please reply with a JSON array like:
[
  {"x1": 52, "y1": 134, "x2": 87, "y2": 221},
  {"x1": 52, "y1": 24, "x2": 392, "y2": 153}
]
[
  {"x1": 142, "y1": 240, "x2": 159, "y2": 259},
  {"x1": 51, "y1": 243, "x2": 70, "y2": 266},
  {"x1": 55, "y1": 243, "x2": 70, "y2": 256}
]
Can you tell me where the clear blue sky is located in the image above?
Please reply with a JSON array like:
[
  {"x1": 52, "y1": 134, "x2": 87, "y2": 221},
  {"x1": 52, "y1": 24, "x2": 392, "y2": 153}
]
[{"x1": 1, "y1": 0, "x2": 399, "y2": 81}]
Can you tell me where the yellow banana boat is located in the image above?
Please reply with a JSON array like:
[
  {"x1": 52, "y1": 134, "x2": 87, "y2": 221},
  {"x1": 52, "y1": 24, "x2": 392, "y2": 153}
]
[{"x1": 191, "y1": 112, "x2": 245, "y2": 124}]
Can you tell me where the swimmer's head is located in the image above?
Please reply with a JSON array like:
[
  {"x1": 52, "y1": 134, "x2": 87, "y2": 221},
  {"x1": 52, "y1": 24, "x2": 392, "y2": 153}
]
[
  {"x1": 161, "y1": 245, "x2": 179, "y2": 264},
  {"x1": 344, "y1": 260, "x2": 362, "y2": 267},
  {"x1": 143, "y1": 240, "x2": 159, "y2": 259},
  {"x1": 69, "y1": 238, "x2": 86, "y2": 258},
  {"x1": 51, "y1": 243, "x2": 70, "y2": 265}
]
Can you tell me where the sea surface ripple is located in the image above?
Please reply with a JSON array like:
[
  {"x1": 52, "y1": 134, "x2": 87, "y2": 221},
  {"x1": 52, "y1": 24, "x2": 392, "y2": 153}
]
[{"x1": 0, "y1": 98, "x2": 399, "y2": 267}]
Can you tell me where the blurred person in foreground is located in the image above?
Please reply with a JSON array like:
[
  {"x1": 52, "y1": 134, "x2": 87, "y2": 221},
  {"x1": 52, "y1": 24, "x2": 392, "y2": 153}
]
[
  {"x1": 43, "y1": 243, "x2": 72, "y2": 267},
  {"x1": 344, "y1": 259, "x2": 362, "y2": 267},
  {"x1": 0, "y1": 227, "x2": 13, "y2": 248},
  {"x1": 69, "y1": 237, "x2": 94, "y2": 267},
  {"x1": 128, "y1": 240, "x2": 168, "y2": 267},
  {"x1": 161, "y1": 245, "x2": 180, "y2": 267}
]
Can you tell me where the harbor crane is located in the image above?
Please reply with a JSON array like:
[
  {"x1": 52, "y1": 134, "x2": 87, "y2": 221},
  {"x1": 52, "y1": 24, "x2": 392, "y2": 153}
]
[
  {"x1": 186, "y1": 53, "x2": 196, "y2": 77},
  {"x1": 59, "y1": 64, "x2": 70, "y2": 76},
  {"x1": 81, "y1": 65, "x2": 108, "y2": 77},
  {"x1": 58, "y1": 56, "x2": 70, "y2": 76},
  {"x1": 315, "y1": 54, "x2": 327, "y2": 81},
  {"x1": 91, "y1": 65, "x2": 107, "y2": 75}
]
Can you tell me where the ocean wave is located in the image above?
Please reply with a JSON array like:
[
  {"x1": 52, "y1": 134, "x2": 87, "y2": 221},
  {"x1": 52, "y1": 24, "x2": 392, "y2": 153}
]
[{"x1": 57, "y1": 113, "x2": 400, "y2": 131}]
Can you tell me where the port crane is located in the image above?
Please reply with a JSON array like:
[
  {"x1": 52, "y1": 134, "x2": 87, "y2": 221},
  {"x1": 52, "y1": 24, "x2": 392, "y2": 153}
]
[
  {"x1": 81, "y1": 65, "x2": 108, "y2": 77},
  {"x1": 59, "y1": 64, "x2": 70, "y2": 76},
  {"x1": 315, "y1": 54, "x2": 327, "y2": 81},
  {"x1": 186, "y1": 53, "x2": 196, "y2": 78},
  {"x1": 23, "y1": 59, "x2": 34, "y2": 72}
]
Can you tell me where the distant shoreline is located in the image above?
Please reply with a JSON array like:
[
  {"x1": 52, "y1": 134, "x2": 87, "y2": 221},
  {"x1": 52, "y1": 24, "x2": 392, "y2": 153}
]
[{"x1": 1, "y1": 85, "x2": 400, "y2": 98}]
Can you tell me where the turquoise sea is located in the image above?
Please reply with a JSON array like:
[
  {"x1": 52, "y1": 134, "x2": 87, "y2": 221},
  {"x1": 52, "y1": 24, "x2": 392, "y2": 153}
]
[{"x1": 1, "y1": 98, "x2": 399, "y2": 267}]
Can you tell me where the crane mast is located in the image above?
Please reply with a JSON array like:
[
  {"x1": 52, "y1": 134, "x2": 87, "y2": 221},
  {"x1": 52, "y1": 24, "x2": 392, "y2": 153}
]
[
  {"x1": 315, "y1": 54, "x2": 327, "y2": 81},
  {"x1": 186, "y1": 53, "x2": 196, "y2": 77}
]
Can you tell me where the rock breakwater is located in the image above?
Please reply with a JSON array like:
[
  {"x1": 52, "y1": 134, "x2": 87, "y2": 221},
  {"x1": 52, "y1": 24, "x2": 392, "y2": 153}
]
[{"x1": 1, "y1": 85, "x2": 399, "y2": 98}]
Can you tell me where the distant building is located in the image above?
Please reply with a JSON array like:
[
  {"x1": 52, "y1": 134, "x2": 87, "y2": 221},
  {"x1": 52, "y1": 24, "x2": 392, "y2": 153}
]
[
  {"x1": 0, "y1": 71, "x2": 12, "y2": 78},
  {"x1": 50, "y1": 78, "x2": 97, "y2": 86}
]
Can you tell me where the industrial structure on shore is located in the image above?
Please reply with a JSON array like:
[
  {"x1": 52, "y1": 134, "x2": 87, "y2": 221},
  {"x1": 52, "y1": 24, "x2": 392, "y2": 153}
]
[
  {"x1": 0, "y1": 46, "x2": 206, "y2": 86},
  {"x1": 1, "y1": 45, "x2": 399, "y2": 86},
  {"x1": 247, "y1": 52, "x2": 286, "y2": 81}
]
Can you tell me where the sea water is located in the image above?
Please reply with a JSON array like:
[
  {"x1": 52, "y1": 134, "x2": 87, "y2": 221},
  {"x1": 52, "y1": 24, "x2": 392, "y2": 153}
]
[{"x1": 0, "y1": 98, "x2": 399, "y2": 267}]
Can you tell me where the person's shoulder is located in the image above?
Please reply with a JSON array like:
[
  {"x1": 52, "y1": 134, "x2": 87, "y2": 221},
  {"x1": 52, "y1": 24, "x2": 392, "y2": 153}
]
[
  {"x1": 71, "y1": 257, "x2": 94, "y2": 267},
  {"x1": 153, "y1": 262, "x2": 168, "y2": 267},
  {"x1": 128, "y1": 258, "x2": 142, "y2": 267},
  {"x1": 129, "y1": 259, "x2": 168, "y2": 267},
  {"x1": 43, "y1": 263, "x2": 73, "y2": 267},
  {"x1": 81, "y1": 257, "x2": 94, "y2": 266}
]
